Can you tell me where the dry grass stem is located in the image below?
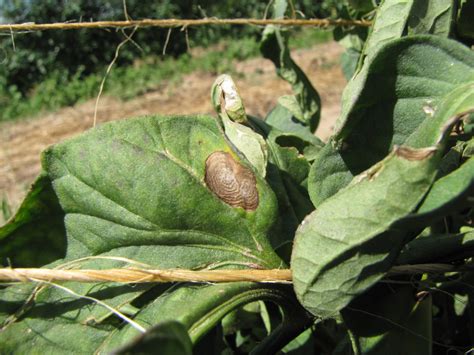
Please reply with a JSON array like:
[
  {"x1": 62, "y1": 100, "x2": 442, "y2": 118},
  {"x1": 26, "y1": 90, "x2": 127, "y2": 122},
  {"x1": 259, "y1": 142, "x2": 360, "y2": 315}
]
[
  {"x1": 0, "y1": 263, "x2": 472, "y2": 284},
  {"x1": 0, "y1": 18, "x2": 372, "y2": 33},
  {"x1": 0, "y1": 268, "x2": 294, "y2": 283}
]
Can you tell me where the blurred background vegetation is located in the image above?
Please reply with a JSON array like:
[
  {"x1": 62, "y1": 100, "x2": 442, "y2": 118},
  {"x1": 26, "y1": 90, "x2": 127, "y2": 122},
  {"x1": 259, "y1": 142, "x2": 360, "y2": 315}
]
[{"x1": 0, "y1": 0, "x2": 346, "y2": 121}]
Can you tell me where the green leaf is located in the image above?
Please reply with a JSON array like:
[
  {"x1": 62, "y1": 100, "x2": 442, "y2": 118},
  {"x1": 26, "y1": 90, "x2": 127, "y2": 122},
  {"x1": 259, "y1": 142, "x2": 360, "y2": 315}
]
[
  {"x1": 308, "y1": 35, "x2": 474, "y2": 206},
  {"x1": 100, "y1": 283, "x2": 297, "y2": 351},
  {"x1": 265, "y1": 99, "x2": 325, "y2": 149},
  {"x1": 221, "y1": 118, "x2": 268, "y2": 178},
  {"x1": 277, "y1": 95, "x2": 305, "y2": 122},
  {"x1": 0, "y1": 115, "x2": 285, "y2": 352},
  {"x1": 361, "y1": 0, "x2": 415, "y2": 64},
  {"x1": 111, "y1": 321, "x2": 192, "y2": 355},
  {"x1": 333, "y1": 24, "x2": 367, "y2": 53},
  {"x1": 417, "y1": 156, "x2": 474, "y2": 216},
  {"x1": 248, "y1": 116, "x2": 314, "y2": 262},
  {"x1": 292, "y1": 145, "x2": 440, "y2": 318},
  {"x1": 43, "y1": 115, "x2": 281, "y2": 269},
  {"x1": 405, "y1": 84, "x2": 474, "y2": 149},
  {"x1": 263, "y1": 95, "x2": 324, "y2": 166},
  {"x1": 407, "y1": 0, "x2": 455, "y2": 37},
  {"x1": 333, "y1": 13, "x2": 368, "y2": 81},
  {"x1": 396, "y1": 154, "x2": 474, "y2": 238},
  {"x1": 260, "y1": 0, "x2": 321, "y2": 132},
  {"x1": 0, "y1": 173, "x2": 66, "y2": 267},
  {"x1": 223, "y1": 302, "x2": 274, "y2": 352}
]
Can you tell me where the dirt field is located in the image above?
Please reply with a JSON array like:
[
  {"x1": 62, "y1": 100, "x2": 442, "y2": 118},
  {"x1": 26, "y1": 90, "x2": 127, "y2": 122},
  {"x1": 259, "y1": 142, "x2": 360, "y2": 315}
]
[{"x1": 0, "y1": 41, "x2": 346, "y2": 212}]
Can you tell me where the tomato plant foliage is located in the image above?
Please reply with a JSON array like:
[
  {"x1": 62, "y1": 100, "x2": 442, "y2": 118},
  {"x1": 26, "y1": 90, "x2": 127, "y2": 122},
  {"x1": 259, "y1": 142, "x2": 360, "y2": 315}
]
[{"x1": 1, "y1": 0, "x2": 474, "y2": 353}]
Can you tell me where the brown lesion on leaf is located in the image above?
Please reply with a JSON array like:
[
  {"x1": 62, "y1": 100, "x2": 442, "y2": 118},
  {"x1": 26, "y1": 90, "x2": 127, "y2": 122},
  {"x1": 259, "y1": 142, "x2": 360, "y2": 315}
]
[
  {"x1": 205, "y1": 151, "x2": 259, "y2": 211},
  {"x1": 393, "y1": 145, "x2": 437, "y2": 161}
]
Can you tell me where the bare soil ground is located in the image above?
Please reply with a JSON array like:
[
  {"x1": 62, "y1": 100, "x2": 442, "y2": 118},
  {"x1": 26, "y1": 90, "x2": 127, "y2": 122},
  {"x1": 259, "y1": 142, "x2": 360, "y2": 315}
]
[{"x1": 0, "y1": 41, "x2": 345, "y2": 211}]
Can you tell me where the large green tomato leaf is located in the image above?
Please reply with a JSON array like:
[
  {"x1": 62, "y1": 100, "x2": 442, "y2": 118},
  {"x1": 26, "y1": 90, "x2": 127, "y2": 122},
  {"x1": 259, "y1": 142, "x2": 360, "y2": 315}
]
[
  {"x1": 0, "y1": 115, "x2": 285, "y2": 352},
  {"x1": 43, "y1": 114, "x2": 282, "y2": 269},
  {"x1": 0, "y1": 173, "x2": 66, "y2": 267},
  {"x1": 309, "y1": 35, "x2": 474, "y2": 206},
  {"x1": 292, "y1": 145, "x2": 440, "y2": 318}
]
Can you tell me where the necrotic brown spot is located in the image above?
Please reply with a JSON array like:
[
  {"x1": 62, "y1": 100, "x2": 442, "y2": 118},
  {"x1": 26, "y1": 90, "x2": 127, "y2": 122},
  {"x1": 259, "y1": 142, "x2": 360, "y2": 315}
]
[
  {"x1": 394, "y1": 145, "x2": 436, "y2": 161},
  {"x1": 205, "y1": 151, "x2": 259, "y2": 210}
]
